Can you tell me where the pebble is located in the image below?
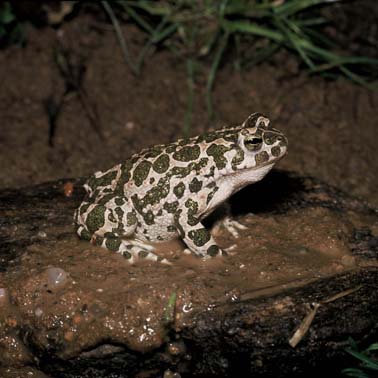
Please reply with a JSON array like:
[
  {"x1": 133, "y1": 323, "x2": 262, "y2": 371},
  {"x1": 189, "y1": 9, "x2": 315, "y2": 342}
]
[
  {"x1": 0, "y1": 287, "x2": 9, "y2": 304},
  {"x1": 35, "y1": 308, "x2": 44, "y2": 317},
  {"x1": 46, "y1": 267, "x2": 68, "y2": 288}
]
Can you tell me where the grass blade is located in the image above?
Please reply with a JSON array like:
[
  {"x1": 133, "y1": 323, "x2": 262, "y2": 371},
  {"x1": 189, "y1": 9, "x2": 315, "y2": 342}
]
[
  {"x1": 366, "y1": 343, "x2": 378, "y2": 352},
  {"x1": 275, "y1": 18, "x2": 315, "y2": 69},
  {"x1": 206, "y1": 31, "x2": 229, "y2": 119},
  {"x1": 222, "y1": 19, "x2": 284, "y2": 42},
  {"x1": 164, "y1": 291, "x2": 177, "y2": 323},
  {"x1": 345, "y1": 348, "x2": 378, "y2": 370},
  {"x1": 342, "y1": 367, "x2": 370, "y2": 378},
  {"x1": 116, "y1": 1, "x2": 154, "y2": 34},
  {"x1": 274, "y1": 0, "x2": 341, "y2": 18},
  {"x1": 101, "y1": 0, "x2": 138, "y2": 74}
]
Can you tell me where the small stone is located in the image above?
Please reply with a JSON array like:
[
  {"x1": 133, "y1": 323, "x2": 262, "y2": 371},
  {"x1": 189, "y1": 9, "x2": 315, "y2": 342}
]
[
  {"x1": 37, "y1": 231, "x2": 47, "y2": 238},
  {"x1": 46, "y1": 267, "x2": 68, "y2": 288},
  {"x1": 125, "y1": 122, "x2": 135, "y2": 131},
  {"x1": 64, "y1": 331, "x2": 75, "y2": 342},
  {"x1": 168, "y1": 340, "x2": 186, "y2": 356},
  {"x1": 35, "y1": 308, "x2": 43, "y2": 317},
  {"x1": 298, "y1": 247, "x2": 309, "y2": 255},
  {"x1": 0, "y1": 288, "x2": 10, "y2": 305},
  {"x1": 6, "y1": 317, "x2": 17, "y2": 327},
  {"x1": 163, "y1": 370, "x2": 181, "y2": 378},
  {"x1": 73, "y1": 314, "x2": 83, "y2": 325},
  {"x1": 341, "y1": 255, "x2": 356, "y2": 267}
]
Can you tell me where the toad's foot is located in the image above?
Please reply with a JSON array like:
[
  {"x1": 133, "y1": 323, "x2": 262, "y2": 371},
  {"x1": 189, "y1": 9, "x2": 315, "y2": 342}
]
[{"x1": 220, "y1": 216, "x2": 248, "y2": 238}]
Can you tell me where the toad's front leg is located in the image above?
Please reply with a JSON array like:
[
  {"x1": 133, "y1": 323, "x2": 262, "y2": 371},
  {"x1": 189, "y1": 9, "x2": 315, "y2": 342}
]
[{"x1": 174, "y1": 209, "x2": 225, "y2": 258}]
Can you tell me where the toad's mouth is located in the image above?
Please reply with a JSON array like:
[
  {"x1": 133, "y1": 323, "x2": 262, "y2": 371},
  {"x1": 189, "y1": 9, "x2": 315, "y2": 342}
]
[{"x1": 219, "y1": 149, "x2": 287, "y2": 178}]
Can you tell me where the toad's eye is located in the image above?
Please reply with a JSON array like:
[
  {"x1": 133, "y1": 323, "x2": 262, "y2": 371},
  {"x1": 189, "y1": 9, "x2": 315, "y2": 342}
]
[{"x1": 244, "y1": 136, "x2": 263, "y2": 151}]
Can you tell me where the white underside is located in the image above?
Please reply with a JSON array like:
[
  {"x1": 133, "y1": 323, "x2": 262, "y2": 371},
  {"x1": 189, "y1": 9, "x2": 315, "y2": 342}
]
[{"x1": 203, "y1": 162, "x2": 275, "y2": 217}]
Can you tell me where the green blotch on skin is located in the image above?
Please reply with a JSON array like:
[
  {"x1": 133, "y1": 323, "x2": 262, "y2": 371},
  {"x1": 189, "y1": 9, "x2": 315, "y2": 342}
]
[
  {"x1": 144, "y1": 210, "x2": 155, "y2": 225},
  {"x1": 263, "y1": 131, "x2": 276, "y2": 145},
  {"x1": 206, "y1": 144, "x2": 230, "y2": 169},
  {"x1": 167, "y1": 225, "x2": 176, "y2": 233},
  {"x1": 164, "y1": 201, "x2": 179, "y2": 214},
  {"x1": 185, "y1": 198, "x2": 198, "y2": 211},
  {"x1": 143, "y1": 176, "x2": 170, "y2": 206},
  {"x1": 86, "y1": 170, "x2": 117, "y2": 192},
  {"x1": 105, "y1": 237, "x2": 121, "y2": 252},
  {"x1": 78, "y1": 227, "x2": 92, "y2": 241},
  {"x1": 185, "y1": 198, "x2": 199, "y2": 226},
  {"x1": 171, "y1": 166, "x2": 191, "y2": 178},
  {"x1": 173, "y1": 182, "x2": 185, "y2": 198},
  {"x1": 143, "y1": 145, "x2": 164, "y2": 158},
  {"x1": 171, "y1": 158, "x2": 209, "y2": 179},
  {"x1": 115, "y1": 161, "x2": 133, "y2": 192},
  {"x1": 204, "y1": 166, "x2": 215, "y2": 179},
  {"x1": 122, "y1": 250, "x2": 132, "y2": 259},
  {"x1": 189, "y1": 177, "x2": 203, "y2": 193},
  {"x1": 85, "y1": 205, "x2": 106, "y2": 233},
  {"x1": 139, "y1": 250, "x2": 149, "y2": 259},
  {"x1": 131, "y1": 195, "x2": 144, "y2": 215},
  {"x1": 126, "y1": 211, "x2": 137, "y2": 226},
  {"x1": 114, "y1": 197, "x2": 125, "y2": 206},
  {"x1": 206, "y1": 186, "x2": 219, "y2": 204},
  {"x1": 188, "y1": 228, "x2": 210, "y2": 247},
  {"x1": 255, "y1": 151, "x2": 269, "y2": 165},
  {"x1": 165, "y1": 144, "x2": 177, "y2": 154},
  {"x1": 207, "y1": 245, "x2": 220, "y2": 257},
  {"x1": 196, "y1": 131, "x2": 217, "y2": 144},
  {"x1": 271, "y1": 146, "x2": 281, "y2": 157},
  {"x1": 231, "y1": 148, "x2": 245, "y2": 169},
  {"x1": 115, "y1": 207, "x2": 124, "y2": 219},
  {"x1": 153, "y1": 153, "x2": 170, "y2": 173},
  {"x1": 197, "y1": 129, "x2": 239, "y2": 144},
  {"x1": 108, "y1": 212, "x2": 116, "y2": 223},
  {"x1": 133, "y1": 160, "x2": 152, "y2": 187},
  {"x1": 173, "y1": 145, "x2": 200, "y2": 162},
  {"x1": 97, "y1": 193, "x2": 116, "y2": 205},
  {"x1": 79, "y1": 203, "x2": 90, "y2": 216}
]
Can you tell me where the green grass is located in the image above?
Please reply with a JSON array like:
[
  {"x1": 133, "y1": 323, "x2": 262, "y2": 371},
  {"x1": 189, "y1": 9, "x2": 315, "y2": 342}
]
[
  {"x1": 101, "y1": 0, "x2": 378, "y2": 130},
  {"x1": 164, "y1": 291, "x2": 177, "y2": 324},
  {"x1": 342, "y1": 339, "x2": 378, "y2": 378},
  {"x1": 0, "y1": 1, "x2": 23, "y2": 46},
  {"x1": 3, "y1": 1, "x2": 377, "y2": 132}
]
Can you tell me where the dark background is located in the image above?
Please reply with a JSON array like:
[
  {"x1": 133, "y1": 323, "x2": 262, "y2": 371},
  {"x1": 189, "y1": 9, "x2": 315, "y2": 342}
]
[{"x1": 1, "y1": 0, "x2": 377, "y2": 206}]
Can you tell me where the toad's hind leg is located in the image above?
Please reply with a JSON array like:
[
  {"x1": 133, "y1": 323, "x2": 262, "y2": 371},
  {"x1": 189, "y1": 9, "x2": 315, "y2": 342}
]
[
  {"x1": 91, "y1": 234, "x2": 170, "y2": 264},
  {"x1": 75, "y1": 198, "x2": 169, "y2": 264}
]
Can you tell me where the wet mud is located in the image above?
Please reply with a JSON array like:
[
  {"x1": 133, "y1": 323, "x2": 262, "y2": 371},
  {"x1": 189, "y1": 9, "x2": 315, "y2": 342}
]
[{"x1": 0, "y1": 173, "x2": 377, "y2": 377}]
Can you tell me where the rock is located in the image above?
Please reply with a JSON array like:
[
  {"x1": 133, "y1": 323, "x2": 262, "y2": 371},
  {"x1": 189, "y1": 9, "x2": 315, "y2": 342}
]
[{"x1": 0, "y1": 171, "x2": 377, "y2": 377}]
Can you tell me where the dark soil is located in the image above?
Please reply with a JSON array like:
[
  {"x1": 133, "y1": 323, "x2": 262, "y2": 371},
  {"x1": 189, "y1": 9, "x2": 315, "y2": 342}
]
[{"x1": 0, "y1": 7, "x2": 378, "y2": 207}]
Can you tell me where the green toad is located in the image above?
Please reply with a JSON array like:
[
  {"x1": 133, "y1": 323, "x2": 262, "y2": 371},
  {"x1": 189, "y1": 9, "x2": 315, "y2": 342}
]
[{"x1": 74, "y1": 113, "x2": 288, "y2": 263}]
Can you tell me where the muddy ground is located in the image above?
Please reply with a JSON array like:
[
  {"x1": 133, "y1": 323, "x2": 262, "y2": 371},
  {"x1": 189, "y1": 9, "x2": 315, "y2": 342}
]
[
  {"x1": 0, "y1": 173, "x2": 377, "y2": 377},
  {"x1": 0, "y1": 7, "x2": 377, "y2": 207}
]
